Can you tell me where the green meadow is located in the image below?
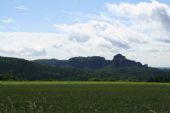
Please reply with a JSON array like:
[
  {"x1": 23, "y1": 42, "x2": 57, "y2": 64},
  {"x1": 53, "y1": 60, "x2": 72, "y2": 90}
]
[{"x1": 0, "y1": 81, "x2": 170, "y2": 113}]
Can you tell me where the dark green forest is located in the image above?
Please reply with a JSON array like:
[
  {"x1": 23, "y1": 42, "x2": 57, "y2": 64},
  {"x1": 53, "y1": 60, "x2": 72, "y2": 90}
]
[{"x1": 0, "y1": 54, "x2": 170, "y2": 82}]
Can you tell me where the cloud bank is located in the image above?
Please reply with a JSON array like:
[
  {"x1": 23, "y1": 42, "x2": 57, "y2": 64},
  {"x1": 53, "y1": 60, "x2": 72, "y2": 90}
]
[{"x1": 1, "y1": 0, "x2": 170, "y2": 66}]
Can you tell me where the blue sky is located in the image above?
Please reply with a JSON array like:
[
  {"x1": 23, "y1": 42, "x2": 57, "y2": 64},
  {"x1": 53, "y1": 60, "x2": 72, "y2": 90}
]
[
  {"x1": 1, "y1": 0, "x2": 113, "y2": 32},
  {"x1": 1, "y1": 0, "x2": 169, "y2": 32},
  {"x1": 1, "y1": 0, "x2": 170, "y2": 67}
]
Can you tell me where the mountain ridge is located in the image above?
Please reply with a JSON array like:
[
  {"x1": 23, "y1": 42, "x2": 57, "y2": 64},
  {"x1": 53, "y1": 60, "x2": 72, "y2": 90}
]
[
  {"x1": 0, "y1": 54, "x2": 168, "y2": 81},
  {"x1": 34, "y1": 54, "x2": 148, "y2": 69}
]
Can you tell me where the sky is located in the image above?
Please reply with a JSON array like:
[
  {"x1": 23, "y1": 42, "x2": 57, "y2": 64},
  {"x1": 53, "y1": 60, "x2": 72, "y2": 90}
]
[{"x1": 1, "y1": 0, "x2": 170, "y2": 67}]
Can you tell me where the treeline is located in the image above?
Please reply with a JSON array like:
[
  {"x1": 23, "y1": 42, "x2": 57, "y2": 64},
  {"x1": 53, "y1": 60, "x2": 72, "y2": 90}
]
[
  {"x1": 148, "y1": 74, "x2": 170, "y2": 82},
  {"x1": 0, "y1": 56, "x2": 170, "y2": 82}
]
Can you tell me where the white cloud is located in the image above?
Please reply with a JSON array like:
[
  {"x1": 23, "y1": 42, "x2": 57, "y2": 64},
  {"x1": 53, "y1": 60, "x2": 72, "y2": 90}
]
[
  {"x1": 1, "y1": 0, "x2": 170, "y2": 66},
  {"x1": 0, "y1": 18, "x2": 15, "y2": 24},
  {"x1": 0, "y1": 47, "x2": 46, "y2": 56},
  {"x1": 52, "y1": 0, "x2": 170, "y2": 66},
  {"x1": 0, "y1": 32, "x2": 65, "y2": 59},
  {"x1": 105, "y1": 0, "x2": 170, "y2": 42},
  {"x1": 15, "y1": 5, "x2": 30, "y2": 10}
]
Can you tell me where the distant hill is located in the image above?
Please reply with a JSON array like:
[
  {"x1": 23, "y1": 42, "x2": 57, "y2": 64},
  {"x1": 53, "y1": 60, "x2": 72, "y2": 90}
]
[
  {"x1": 0, "y1": 56, "x2": 91, "y2": 80},
  {"x1": 0, "y1": 54, "x2": 168, "y2": 81},
  {"x1": 34, "y1": 54, "x2": 148, "y2": 69}
]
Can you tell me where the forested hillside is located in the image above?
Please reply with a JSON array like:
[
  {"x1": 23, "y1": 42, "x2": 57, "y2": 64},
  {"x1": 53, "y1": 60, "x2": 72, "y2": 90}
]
[
  {"x1": 34, "y1": 54, "x2": 148, "y2": 69},
  {"x1": 0, "y1": 54, "x2": 169, "y2": 81}
]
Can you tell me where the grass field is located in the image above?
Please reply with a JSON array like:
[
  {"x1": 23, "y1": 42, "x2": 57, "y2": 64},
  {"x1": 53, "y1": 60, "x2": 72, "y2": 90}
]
[{"x1": 0, "y1": 81, "x2": 170, "y2": 113}]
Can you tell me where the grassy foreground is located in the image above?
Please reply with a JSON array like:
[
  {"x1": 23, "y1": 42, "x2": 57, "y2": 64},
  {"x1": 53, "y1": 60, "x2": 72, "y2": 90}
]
[{"x1": 0, "y1": 81, "x2": 170, "y2": 113}]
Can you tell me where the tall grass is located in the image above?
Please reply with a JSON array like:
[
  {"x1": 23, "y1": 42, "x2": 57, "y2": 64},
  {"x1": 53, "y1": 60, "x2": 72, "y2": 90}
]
[{"x1": 0, "y1": 82, "x2": 170, "y2": 113}]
